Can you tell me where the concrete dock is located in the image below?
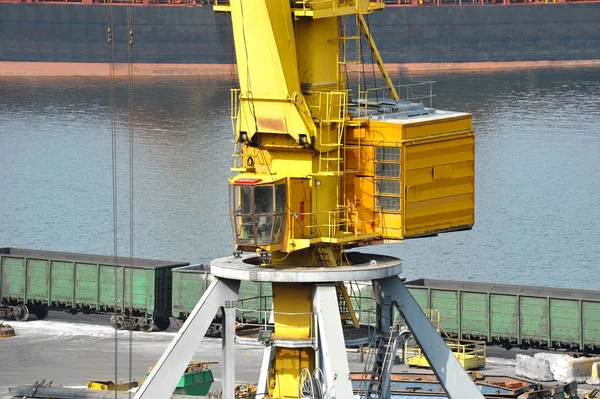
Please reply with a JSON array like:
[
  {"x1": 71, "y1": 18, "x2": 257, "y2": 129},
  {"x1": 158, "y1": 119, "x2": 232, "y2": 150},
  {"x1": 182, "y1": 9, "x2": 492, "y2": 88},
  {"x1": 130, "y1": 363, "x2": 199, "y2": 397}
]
[{"x1": 0, "y1": 311, "x2": 595, "y2": 398}]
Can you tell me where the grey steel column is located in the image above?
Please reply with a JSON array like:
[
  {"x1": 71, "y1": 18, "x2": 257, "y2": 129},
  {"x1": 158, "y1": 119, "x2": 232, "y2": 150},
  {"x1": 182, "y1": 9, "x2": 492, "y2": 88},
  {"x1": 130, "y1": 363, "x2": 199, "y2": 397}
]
[
  {"x1": 313, "y1": 284, "x2": 354, "y2": 399},
  {"x1": 256, "y1": 345, "x2": 274, "y2": 399},
  {"x1": 222, "y1": 304, "x2": 237, "y2": 399},
  {"x1": 135, "y1": 278, "x2": 240, "y2": 399},
  {"x1": 376, "y1": 283, "x2": 392, "y2": 336},
  {"x1": 376, "y1": 275, "x2": 483, "y2": 399}
]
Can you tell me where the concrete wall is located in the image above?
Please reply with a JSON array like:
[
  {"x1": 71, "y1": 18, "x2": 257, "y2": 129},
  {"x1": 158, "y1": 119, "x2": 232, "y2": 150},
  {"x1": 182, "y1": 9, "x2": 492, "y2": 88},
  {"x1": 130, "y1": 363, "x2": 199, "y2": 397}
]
[{"x1": 1, "y1": 3, "x2": 600, "y2": 64}]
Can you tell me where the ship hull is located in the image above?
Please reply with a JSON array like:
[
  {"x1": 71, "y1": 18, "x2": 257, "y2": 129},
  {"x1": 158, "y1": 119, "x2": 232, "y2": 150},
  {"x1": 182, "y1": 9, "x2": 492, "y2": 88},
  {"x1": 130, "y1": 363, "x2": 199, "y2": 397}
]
[{"x1": 1, "y1": 3, "x2": 599, "y2": 75}]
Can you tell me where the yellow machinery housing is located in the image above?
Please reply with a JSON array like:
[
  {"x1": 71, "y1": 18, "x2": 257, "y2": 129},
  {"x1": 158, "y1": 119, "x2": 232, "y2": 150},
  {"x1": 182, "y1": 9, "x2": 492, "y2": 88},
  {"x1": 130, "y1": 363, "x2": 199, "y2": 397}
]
[
  {"x1": 220, "y1": 1, "x2": 475, "y2": 265},
  {"x1": 214, "y1": 1, "x2": 475, "y2": 398}
]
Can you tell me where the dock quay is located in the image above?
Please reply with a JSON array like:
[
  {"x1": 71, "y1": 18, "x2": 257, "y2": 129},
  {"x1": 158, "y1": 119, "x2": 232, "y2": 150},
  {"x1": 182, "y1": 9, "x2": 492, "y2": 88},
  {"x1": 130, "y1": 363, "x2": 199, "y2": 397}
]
[{"x1": 1, "y1": 311, "x2": 599, "y2": 398}]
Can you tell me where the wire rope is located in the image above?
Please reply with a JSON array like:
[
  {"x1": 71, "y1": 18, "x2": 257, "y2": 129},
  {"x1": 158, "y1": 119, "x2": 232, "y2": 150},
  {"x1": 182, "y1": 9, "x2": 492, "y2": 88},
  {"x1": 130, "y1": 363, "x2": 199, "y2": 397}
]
[
  {"x1": 107, "y1": 4, "x2": 119, "y2": 399},
  {"x1": 126, "y1": 3, "x2": 135, "y2": 397}
]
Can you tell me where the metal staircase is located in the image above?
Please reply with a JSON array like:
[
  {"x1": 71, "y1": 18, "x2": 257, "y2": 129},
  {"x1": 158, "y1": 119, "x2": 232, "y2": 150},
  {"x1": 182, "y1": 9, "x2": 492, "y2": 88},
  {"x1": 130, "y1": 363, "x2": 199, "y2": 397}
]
[
  {"x1": 366, "y1": 320, "x2": 402, "y2": 399},
  {"x1": 335, "y1": 282, "x2": 360, "y2": 328}
]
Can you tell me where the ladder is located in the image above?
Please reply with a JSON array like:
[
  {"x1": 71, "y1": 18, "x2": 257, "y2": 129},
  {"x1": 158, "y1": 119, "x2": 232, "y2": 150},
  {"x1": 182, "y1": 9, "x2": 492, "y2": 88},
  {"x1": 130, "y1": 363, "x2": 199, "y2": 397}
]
[
  {"x1": 335, "y1": 282, "x2": 360, "y2": 328},
  {"x1": 314, "y1": 243, "x2": 334, "y2": 267},
  {"x1": 366, "y1": 321, "x2": 401, "y2": 399}
]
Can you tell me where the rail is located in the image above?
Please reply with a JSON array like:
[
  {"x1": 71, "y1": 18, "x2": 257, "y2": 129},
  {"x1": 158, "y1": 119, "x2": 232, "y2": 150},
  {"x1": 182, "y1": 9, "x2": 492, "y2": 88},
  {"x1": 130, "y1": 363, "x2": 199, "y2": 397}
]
[
  {"x1": 356, "y1": 80, "x2": 435, "y2": 118},
  {"x1": 404, "y1": 337, "x2": 486, "y2": 367},
  {"x1": 290, "y1": 206, "x2": 380, "y2": 243},
  {"x1": 235, "y1": 307, "x2": 318, "y2": 342},
  {"x1": 234, "y1": 289, "x2": 381, "y2": 325}
]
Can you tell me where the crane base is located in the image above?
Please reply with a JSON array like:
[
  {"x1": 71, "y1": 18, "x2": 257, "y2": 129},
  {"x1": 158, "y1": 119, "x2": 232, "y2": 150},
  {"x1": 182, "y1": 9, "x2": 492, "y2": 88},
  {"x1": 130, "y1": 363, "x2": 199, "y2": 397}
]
[
  {"x1": 135, "y1": 253, "x2": 483, "y2": 399},
  {"x1": 210, "y1": 252, "x2": 403, "y2": 282}
]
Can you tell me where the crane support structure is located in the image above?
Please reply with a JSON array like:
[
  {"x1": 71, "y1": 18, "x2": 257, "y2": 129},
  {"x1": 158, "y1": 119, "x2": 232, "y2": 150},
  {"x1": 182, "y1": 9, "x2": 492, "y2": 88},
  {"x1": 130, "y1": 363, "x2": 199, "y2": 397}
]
[{"x1": 139, "y1": 1, "x2": 479, "y2": 399}]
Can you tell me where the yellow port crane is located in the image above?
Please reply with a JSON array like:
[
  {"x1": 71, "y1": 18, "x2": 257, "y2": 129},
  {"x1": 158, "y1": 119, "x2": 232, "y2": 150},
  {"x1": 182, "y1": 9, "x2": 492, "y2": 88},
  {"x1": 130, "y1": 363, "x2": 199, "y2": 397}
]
[
  {"x1": 136, "y1": 2, "x2": 480, "y2": 399},
  {"x1": 219, "y1": 1, "x2": 474, "y2": 266}
]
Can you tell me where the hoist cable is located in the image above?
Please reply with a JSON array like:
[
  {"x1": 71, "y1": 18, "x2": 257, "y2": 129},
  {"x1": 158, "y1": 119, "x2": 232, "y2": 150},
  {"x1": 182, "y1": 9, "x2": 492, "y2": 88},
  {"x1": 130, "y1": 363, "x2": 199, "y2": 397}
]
[
  {"x1": 126, "y1": 2, "x2": 135, "y2": 397},
  {"x1": 107, "y1": 3, "x2": 119, "y2": 399}
]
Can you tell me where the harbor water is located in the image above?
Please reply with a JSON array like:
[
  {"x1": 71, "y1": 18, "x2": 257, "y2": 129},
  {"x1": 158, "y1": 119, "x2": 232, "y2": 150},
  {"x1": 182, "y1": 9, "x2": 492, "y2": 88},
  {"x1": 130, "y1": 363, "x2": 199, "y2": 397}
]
[{"x1": 1, "y1": 68, "x2": 599, "y2": 289}]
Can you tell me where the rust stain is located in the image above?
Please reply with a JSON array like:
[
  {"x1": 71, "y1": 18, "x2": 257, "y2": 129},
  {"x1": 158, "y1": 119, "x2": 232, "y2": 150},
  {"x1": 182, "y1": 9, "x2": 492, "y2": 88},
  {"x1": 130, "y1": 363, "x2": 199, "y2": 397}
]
[{"x1": 256, "y1": 117, "x2": 286, "y2": 133}]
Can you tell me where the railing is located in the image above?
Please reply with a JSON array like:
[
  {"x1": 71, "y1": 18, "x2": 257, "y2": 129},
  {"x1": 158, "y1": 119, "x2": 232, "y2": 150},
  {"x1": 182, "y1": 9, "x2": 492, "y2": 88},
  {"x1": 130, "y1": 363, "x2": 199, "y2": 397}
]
[
  {"x1": 236, "y1": 294, "x2": 272, "y2": 324},
  {"x1": 308, "y1": 90, "x2": 347, "y2": 124},
  {"x1": 233, "y1": 289, "x2": 381, "y2": 328},
  {"x1": 356, "y1": 79, "x2": 435, "y2": 118},
  {"x1": 290, "y1": 206, "x2": 379, "y2": 242},
  {"x1": 235, "y1": 306, "x2": 318, "y2": 342},
  {"x1": 293, "y1": 0, "x2": 387, "y2": 13},
  {"x1": 404, "y1": 337, "x2": 486, "y2": 366}
]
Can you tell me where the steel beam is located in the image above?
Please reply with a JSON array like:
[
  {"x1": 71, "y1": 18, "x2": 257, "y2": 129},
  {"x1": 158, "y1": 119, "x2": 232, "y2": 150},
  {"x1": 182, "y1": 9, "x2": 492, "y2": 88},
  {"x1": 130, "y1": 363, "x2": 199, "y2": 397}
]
[
  {"x1": 135, "y1": 278, "x2": 240, "y2": 399},
  {"x1": 376, "y1": 275, "x2": 483, "y2": 399},
  {"x1": 256, "y1": 345, "x2": 274, "y2": 399},
  {"x1": 313, "y1": 284, "x2": 354, "y2": 399},
  {"x1": 222, "y1": 306, "x2": 237, "y2": 399}
]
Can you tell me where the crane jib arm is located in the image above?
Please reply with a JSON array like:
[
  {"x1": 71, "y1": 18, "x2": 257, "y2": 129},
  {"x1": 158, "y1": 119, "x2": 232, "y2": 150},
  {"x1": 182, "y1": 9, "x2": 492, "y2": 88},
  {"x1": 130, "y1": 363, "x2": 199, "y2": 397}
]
[{"x1": 227, "y1": 0, "x2": 316, "y2": 145}]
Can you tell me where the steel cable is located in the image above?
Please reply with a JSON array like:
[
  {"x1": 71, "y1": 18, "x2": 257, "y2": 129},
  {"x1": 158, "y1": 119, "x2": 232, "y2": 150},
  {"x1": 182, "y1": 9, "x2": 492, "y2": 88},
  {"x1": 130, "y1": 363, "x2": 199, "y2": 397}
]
[
  {"x1": 107, "y1": 4, "x2": 119, "y2": 399},
  {"x1": 126, "y1": 3, "x2": 135, "y2": 398}
]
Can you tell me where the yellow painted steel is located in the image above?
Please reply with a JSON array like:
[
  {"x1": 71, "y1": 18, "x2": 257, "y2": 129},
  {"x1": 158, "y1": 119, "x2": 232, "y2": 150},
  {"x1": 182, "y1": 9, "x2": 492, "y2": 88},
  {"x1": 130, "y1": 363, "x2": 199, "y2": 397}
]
[
  {"x1": 404, "y1": 338, "x2": 486, "y2": 370},
  {"x1": 87, "y1": 381, "x2": 139, "y2": 391},
  {"x1": 272, "y1": 347, "x2": 314, "y2": 399},
  {"x1": 270, "y1": 283, "x2": 315, "y2": 399},
  {"x1": 345, "y1": 114, "x2": 475, "y2": 241},
  {"x1": 271, "y1": 283, "x2": 313, "y2": 340},
  {"x1": 218, "y1": 1, "x2": 475, "y2": 397}
]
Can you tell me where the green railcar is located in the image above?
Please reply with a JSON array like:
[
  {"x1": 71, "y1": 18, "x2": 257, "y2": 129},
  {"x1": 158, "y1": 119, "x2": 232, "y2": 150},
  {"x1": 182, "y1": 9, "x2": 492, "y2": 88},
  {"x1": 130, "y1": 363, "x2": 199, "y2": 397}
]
[
  {"x1": 171, "y1": 264, "x2": 272, "y2": 335},
  {"x1": 0, "y1": 247, "x2": 188, "y2": 331},
  {"x1": 406, "y1": 278, "x2": 600, "y2": 353}
]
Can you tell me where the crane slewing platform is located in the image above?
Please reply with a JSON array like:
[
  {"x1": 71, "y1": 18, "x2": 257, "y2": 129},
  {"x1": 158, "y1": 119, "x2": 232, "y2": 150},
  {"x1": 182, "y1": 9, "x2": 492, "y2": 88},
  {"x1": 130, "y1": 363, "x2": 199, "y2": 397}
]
[{"x1": 136, "y1": 1, "x2": 479, "y2": 399}]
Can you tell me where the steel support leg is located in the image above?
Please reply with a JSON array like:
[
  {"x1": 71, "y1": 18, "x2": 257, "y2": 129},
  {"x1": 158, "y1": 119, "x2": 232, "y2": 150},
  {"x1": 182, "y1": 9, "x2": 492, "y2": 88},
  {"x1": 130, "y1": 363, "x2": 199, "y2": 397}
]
[
  {"x1": 256, "y1": 345, "x2": 274, "y2": 399},
  {"x1": 135, "y1": 278, "x2": 240, "y2": 399},
  {"x1": 222, "y1": 306, "x2": 237, "y2": 399},
  {"x1": 377, "y1": 288, "x2": 392, "y2": 336},
  {"x1": 375, "y1": 276, "x2": 483, "y2": 399},
  {"x1": 313, "y1": 284, "x2": 354, "y2": 399}
]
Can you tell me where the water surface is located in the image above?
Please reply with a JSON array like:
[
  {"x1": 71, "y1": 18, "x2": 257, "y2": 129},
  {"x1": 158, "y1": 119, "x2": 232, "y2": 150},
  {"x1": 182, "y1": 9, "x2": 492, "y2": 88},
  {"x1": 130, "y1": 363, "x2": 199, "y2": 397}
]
[{"x1": 1, "y1": 68, "x2": 599, "y2": 288}]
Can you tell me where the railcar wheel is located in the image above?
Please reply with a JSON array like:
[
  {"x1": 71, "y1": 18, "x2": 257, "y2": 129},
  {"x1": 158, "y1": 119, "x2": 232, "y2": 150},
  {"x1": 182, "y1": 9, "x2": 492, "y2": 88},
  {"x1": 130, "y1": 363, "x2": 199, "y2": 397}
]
[
  {"x1": 111, "y1": 314, "x2": 124, "y2": 330},
  {"x1": 13, "y1": 304, "x2": 29, "y2": 322},
  {"x1": 139, "y1": 321, "x2": 154, "y2": 333},
  {"x1": 154, "y1": 317, "x2": 170, "y2": 331},
  {"x1": 34, "y1": 307, "x2": 49, "y2": 320}
]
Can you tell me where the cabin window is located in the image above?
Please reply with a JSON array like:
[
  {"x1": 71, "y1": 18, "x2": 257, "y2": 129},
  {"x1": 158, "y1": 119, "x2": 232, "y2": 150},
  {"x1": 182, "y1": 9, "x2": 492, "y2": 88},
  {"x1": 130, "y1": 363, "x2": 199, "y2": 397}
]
[
  {"x1": 375, "y1": 147, "x2": 401, "y2": 211},
  {"x1": 230, "y1": 182, "x2": 287, "y2": 247}
]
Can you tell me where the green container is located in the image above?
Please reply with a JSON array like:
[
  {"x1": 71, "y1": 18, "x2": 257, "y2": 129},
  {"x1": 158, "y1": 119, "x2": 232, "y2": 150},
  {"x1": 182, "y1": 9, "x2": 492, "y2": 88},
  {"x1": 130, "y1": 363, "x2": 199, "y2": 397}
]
[
  {"x1": 406, "y1": 278, "x2": 600, "y2": 352},
  {"x1": 0, "y1": 247, "x2": 187, "y2": 324},
  {"x1": 146, "y1": 367, "x2": 214, "y2": 396},
  {"x1": 171, "y1": 264, "x2": 272, "y2": 323}
]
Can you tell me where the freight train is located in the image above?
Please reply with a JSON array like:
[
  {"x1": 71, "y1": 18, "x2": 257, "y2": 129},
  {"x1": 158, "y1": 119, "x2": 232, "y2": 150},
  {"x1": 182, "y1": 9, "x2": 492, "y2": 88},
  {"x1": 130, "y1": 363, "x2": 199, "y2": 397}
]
[
  {"x1": 2, "y1": 248, "x2": 600, "y2": 352},
  {"x1": 0, "y1": 247, "x2": 269, "y2": 335}
]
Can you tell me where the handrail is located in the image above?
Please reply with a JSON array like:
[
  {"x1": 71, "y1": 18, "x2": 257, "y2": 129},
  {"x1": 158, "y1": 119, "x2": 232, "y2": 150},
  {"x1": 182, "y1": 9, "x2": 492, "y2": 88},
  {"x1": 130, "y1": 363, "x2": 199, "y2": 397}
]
[
  {"x1": 290, "y1": 206, "x2": 380, "y2": 241},
  {"x1": 235, "y1": 307, "x2": 318, "y2": 341},
  {"x1": 233, "y1": 292, "x2": 381, "y2": 326},
  {"x1": 357, "y1": 80, "x2": 436, "y2": 117}
]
